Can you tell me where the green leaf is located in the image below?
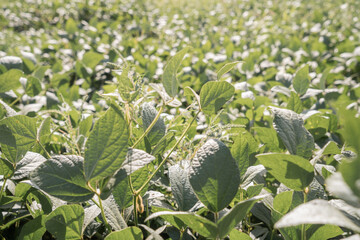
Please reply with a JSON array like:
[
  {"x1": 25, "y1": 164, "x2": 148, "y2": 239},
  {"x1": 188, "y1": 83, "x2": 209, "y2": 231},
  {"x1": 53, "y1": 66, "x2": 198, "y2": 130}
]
[
  {"x1": 82, "y1": 51, "x2": 103, "y2": 69},
  {"x1": 231, "y1": 131, "x2": 257, "y2": 176},
  {"x1": 30, "y1": 155, "x2": 94, "y2": 202},
  {"x1": 162, "y1": 47, "x2": 190, "y2": 97},
  {"x1": 273, "y1": 191, "x2": 293, "y2": 215},
  {"x1": 18, "y1": 215, "x2": 46, "y2": 240},
  {"x1": 229, "y1": 229, "x2": 252, "y2": 240},
  {"x1": 145, "y1": 211, "x2": 217, "y2": 238},
  {"x1": 319, "y1": 67, "x2": 331, "y2": 90},
  {"x1": 257, "y1": 153, "x2": 314, "y2": 191},
  {"x1": 200, "y1": 81, "x2": 234, "y2": 115},
  {"x1": 0, "y1": 69, "x2": 22, "y2": 93},
  {"x1": 307, "y1": 224, "x2": 343, "y2": 240},
  {"x1": 253, "y1": 127, "x2": 280, "y2": 152},
  {"x1": 103, "y1": 196, "x2": 128, "y2": 230},
  {"x1": 270, "y1": 107, "x2": 314, "y2": 159},
  {"x1": 287, "y1": 91, "x2": 303, "y2": 114},
  {"x1": 45, "y1": 204, "x2": 84, "y2": 240},
  {"x1": 275, "y1": 199, "x2": 360, "y2": 233},
  {"x1": 189, "y1": 139, "x2": 240, "y2": 212},
  {"x1": 0, "y1": 158, "x2": 14, "y2": 178},
  {"x1": 141, "y1": 102, "x2": 166, "y2": 145},
  {"x1": 217, "y1": 195, "x2": 266, "y2": 238},
  {"x1": 84, "y1": 107, "x2": 129, "y2": 181},
  {"x1": 293, "y1": 65, "x2": 309, "y2": 96},
  {"x1": 0, "y1": 56, "x2": 23, "y2": 70},
  {"x1": 0, "y1": 98, "x2": 17, "y2": 116},
  {"x1": 13, "y1": 152, "x2": 46, "y2": 180},
  {"x1": 25, "y1": 76, "x2": 42, "y2": 97},
  {"x1": 217, "y1": 61, "x2": 241, "y2": 80},
  {"x1": 0, "y1": 115, "x2": 37, "y2": 163},
  {"x1": 169, "y1": 160, "x2": 198, "y2": 211},
  {"x1": 105, "y1": 227, "x2": 143, "y2": 240},
  {"x1": 65, "y1": 17, "x2": 78, "y2": 35},
  {"x1": 184, "y1": 86, "x2": 201, "y2": 107}
]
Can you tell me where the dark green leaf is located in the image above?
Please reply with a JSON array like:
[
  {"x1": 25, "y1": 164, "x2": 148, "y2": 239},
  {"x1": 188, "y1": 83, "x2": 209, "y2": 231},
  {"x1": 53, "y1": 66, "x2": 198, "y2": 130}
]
[
  {"x1": 0, "y1": 158, "x2": 14, "y2": 178},
  {"x1": 189, "y1": 139, "x2": 240, "y2": 212},
  {"x1": 84, "y1": 108, "x2": 129, "y2": 181},
  {"x1": 30, "y1": 155, "x2": 94, "y2": 202},
  {"x1": 18, "y1": 215, "x2": 46, "y2": 240},
  {"x1": 141, "y1": 102, "x2": 166, "y2": 145},
  {"x1": 25, "y1": 76, "x2": 42, "y2": 97}
]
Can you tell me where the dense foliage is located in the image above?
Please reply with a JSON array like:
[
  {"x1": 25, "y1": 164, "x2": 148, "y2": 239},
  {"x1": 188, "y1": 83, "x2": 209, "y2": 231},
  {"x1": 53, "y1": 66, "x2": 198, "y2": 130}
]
[{"x1": 1, "y1": 0, "x2": 360, "y2": 239}]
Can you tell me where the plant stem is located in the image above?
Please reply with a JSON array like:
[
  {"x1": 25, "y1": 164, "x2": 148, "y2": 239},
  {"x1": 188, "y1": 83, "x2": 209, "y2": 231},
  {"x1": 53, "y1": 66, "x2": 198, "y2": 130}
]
[
  {"x1": 131, "y1": 103, "x2": 164, "y2": 149},
  {"x1": 133, "y1": 195, "x2": 138, "y2": 226},
  {"x1": 92, "y1": 196, "x2": 112, "y2": 233},
  {"x1": 301, "y1": 188, "x2": 309, "y2": 240},
  {"x1": 0, "y1": 178, "x2": 7, "y2": 202},
  {"x1": 37, "y1": 141, "x2": 51, "y2": 159},
  {"x1": 135, "y1": 110, "x2": 200, "y2": 194}
]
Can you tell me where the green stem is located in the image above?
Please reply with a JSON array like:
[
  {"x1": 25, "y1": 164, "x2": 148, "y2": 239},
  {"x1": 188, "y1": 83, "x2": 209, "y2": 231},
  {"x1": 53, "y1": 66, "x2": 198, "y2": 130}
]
[
  {"x1": 132, "y1": 103, "x2": 164, "y2": 149},
  {"x1": 133, "y1": 195, "x2": 138, "y2": 226},
  {"x1": 136, "y1": 110, "x2": 200, "y2": 194},
  {"x1": 92, "y1": 196, "x2": 112, "y2": 233},
  {"x1": 37, "y1": 141, "x2": 51, "y2": 159},
  {"x1": 0, "y1": 178, "x2": 7, "y2": 202},
  {"x1": 301, "y1": 188, "x2": 309, "y2": 240},
  {"x1": 0, "y1": 214, "x2": 31, "y2": 230}
]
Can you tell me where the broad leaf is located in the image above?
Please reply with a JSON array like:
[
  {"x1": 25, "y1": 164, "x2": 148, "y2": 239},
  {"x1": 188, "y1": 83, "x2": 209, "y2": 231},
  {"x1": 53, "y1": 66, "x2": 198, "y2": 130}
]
[
  {"x1": 287, "y1": 91, "x2": 303, "y2": 114},
  {"x1": 307, "y1": 224, "x2": 343, "y2": 240},
  {"x1": 257, "y1": 153, "x2": 314, "y2": 191},
  {"x1": 45, "y1": 204, "x2": 84, "y2": 240},
  {"x1": 83, "y1": 205, "x2": 101, "y2": 234},
  {"x1": 0, "y1": 158, "x2": 14, "y2": 178},
  {"x1": 200, "y1": 81, "x2": 234, "y2": 114},
  {"x1": 163, "y1": 47, "x2": 190, "y2": 97},
  {"x1": 0, "y1": 115, "x2": 37, "y2": 163},
  {"x1": 103, "y1": 195, "x2": 127, "y2": 230},
  {"x1": 293, "y1": 65, "x2": 309, "y2": 96},
  {"x1": 83, "y1": 51, "x2": 103, "y2": 69},
  {"x1": 84, "y1": 107, "x2": 129, "y2": 181},
  {"x1": 141, "y1": 102, "x2": 166, "y2": 145},
  {"x1": 189, "y1": 139, "x2": 240, "y2": 212},
  {"x1": 231, "y1": 131, "x2": 257, "y2": 176},
  {"x1": 217, "y1": 195, "x2": 266, "y2": 238},
  {"x1": 105, "y1": 227, "x2": 143, "y2": 240},
  {"x1": 169, "y1": 160, "x2": 198, "y2": 211},
  {"x1": 121, "y1": 148, "x2": 156, "y2": 175},
  {"x1": 0, "y1": 98, "x2": 17, "y2": 116},
  {"x1": 0, "y1": 68, "x2": 22, "y2": 93},
  {"x1": 65, "y1": 17, "x2": 78, "y2": 35},
  {"x1": 229, "y1": 229, "x2": 252, "y2": 240},
  {"x1": 18, "y1": 215, "x2": 46, "y2": 240},
  {"x1": 25, "y1": 76, "x2": 42, "y2": 97},
  {"x1": 275, "y1": 199, "x2": 360, "y2": 232},
  {"x1": 13, "y1": 152, "x2": 46, "y2": 180},
  {"x1": 30, "y1": 155, "x2": 94, "y2": 202},
  {"x1": 145, "y1": 211, "x2": 217, "y2": 238},
  {"x1": 217, "y1": 61, "x2": 240, "y2": 80},
  {"x1": 270, "y1": 107, "x2": 314, "y2": 159}
]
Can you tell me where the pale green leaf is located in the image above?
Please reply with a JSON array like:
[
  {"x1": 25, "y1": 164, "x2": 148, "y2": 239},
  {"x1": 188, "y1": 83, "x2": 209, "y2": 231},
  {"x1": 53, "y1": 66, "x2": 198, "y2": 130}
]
[
  {"x1": 105, "y1": 227, "x2": 143, "y2": 240},
  {"x1": 293, "y1": 65, "x2": 309, "y2": 96},
  {"x1": 217, "y1": 61, "x2": 240, "y2": 80},
  {"x1": 200, "y1": 81, "x2": 234, "y2": 115}
]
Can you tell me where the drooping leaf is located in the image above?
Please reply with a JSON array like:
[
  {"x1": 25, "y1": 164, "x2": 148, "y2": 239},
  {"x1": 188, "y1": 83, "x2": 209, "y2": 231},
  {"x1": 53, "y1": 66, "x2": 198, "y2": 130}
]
[
  {"x1": 141, "y1": 102, "x2": 166, "y2": 145},
  {"x1": 30, "y1": 155, "x2": 94, "y2": 202},
  {"x1": 162, "y1": 47, "x2": 190, "y2": 97},
  {"x1": 0, "y1": 158, "x2": 14, "y2": 178},
  {"x1": 18, "y1": 215, "x2": 46, "y2": 240},
  {"x1": 82, "y1": 205, "x2": 101, "y2": 234},
  {"x1": 84, "y1": 107, "x2": 129, "y2": 181},
  {"x1": 217, "y1": 195, "x2": 266, "y2": 238},
  {"x1": 275, "y1": 199, "x2": 360, "y2": 232},
  {"x1": 169, "y1": 160, "x2": 198, "y2": 211},
  {"x1": 105, "y1": 227, "x2": 143, "y2": 240},
  {"x1": 0, "y1": 56, "x2": 23, "y2": 70},
  {"x1": 293, "y1": 65, "x2": 309, "y2": 96},
  {"x1": 145, "y1": 211, "x2": 217, "y2": 238},
  {"x1": 270, "y1": 107, "x2": 314, "y2": 159},
  {"x1": 12, "y1": 152, "x2": 46, "y2": 180},
  {"x1": 217, "y1": 61, "x2": 241, "y2": 80},
  {"x1": 200, "y1": 81, "x2": 234, "y2": 115},
  {"x1": 0, "y1": 98, "x2": 17, "y2": 116},
  {"x1": 189, "y1": 139, "x2": 240, "y2": 212},
  {"x1": 103, "y1": 195, "x2": 128, "y2": 230},
  {"x1": 257, "y1": 153, "x2": 314, "y2": 191},
  {"x1": 45, "y1": 204, "x2": 84, "y2": 240},
  {"x1": 287, "y1": 91, "x2": 303, "y2": 114},
  {"x1": 121, "y1": 148, "x2": 156, "y2": 175}
]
